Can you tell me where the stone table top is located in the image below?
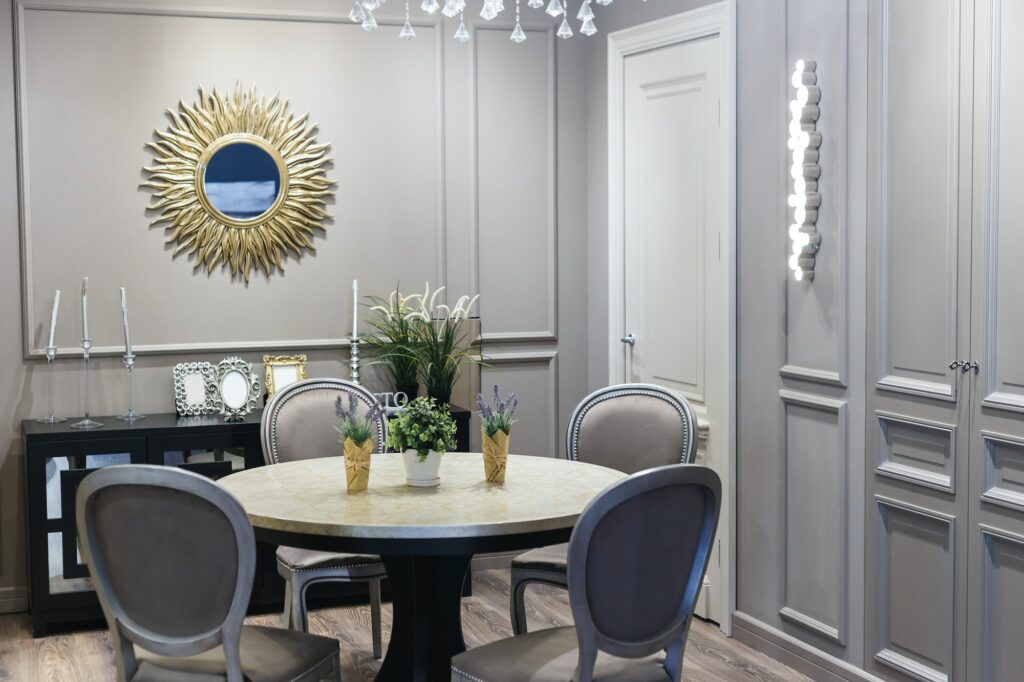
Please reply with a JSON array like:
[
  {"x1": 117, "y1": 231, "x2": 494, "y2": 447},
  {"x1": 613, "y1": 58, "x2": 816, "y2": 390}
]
[{"x1": 220, "y1": 453, "x2": 626, "y2": 540}]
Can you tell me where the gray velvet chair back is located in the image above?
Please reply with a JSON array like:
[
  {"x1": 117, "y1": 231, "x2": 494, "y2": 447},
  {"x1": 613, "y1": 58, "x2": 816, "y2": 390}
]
[
  {"x1": 261, "y1": 378, "x2": 387, "y2": 465},
  {"x1": 75, "y1": 465, "x2": 255, "y2": 682},
  {"x1": 567, "y1": 464, "x2": 721, "y2": 682},
  {"x1": 566, "y1": 384, "x2": 698, "y2": 473}
]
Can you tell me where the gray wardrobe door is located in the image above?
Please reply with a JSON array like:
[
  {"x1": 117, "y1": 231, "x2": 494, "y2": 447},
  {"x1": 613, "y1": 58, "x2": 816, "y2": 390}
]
[
  {"x1": 965, "y1": 2, "x2": 1024, "y2": 680},
  {"x1": 864, "y1": 1, "x2": 973, "y2": 681}
]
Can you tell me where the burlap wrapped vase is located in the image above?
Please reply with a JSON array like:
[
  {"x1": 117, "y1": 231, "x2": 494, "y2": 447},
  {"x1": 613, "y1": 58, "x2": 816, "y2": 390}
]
[
  {"x1": 482, "y1": 429, "x2": 510, "y2": 483},
  {"x1": 343, "y1": 437, "x2": 373, "y2": 492}
]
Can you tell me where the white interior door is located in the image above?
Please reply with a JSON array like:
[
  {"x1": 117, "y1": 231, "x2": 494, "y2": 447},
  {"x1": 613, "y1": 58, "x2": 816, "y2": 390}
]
[{"x1": 622, "y1": 35, "x2": 726, "y2": 624}]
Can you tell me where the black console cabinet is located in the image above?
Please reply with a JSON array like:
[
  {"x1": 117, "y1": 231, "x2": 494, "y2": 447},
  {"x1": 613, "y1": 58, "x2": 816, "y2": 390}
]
[{"x1": 23, "y1": 405, "x2": 472, "y2": 637}]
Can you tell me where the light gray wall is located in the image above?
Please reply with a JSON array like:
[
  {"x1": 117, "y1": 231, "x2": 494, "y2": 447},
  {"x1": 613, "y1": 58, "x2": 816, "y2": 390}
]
[
  {"x1": 0, "y1": 0, "x2": 589, "y2": 608},
  {"x1": 733, "y1": 0, "x2": 870, "y2": 677}
]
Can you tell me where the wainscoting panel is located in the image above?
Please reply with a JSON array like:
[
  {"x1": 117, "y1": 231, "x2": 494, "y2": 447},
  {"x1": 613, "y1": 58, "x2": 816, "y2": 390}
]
[
  {"x1": 781, "y1": 0, "x2": 848, "y2": 388},
  {"x1": 473, "y1": 24, "x2": 557, "y2": 344},
  {"x1": 872, "y1": 496, "x2": 955, "y2": 682},
  {"x1": 480, "y1": 351, "x2": 558, "y2": 458},
  {"x1": 875, "y1": 411, "x2": 956, "y2": 493},
  {"x1": 874, "y1": 0, "x2": 961, "y2": 401},
  {"x1": 779, "y1": 390, "x2": 847, "y2": 645},
  {"x1": 976, "y1": 525, "x2": 1024, "y2": 682}
]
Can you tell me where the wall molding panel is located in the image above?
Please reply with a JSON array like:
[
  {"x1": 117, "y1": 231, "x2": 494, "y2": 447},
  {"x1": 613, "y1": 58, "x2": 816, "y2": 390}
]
[
  {"x1": 778, "y1": 389, "x2": 848, "y2": 646},
  {"x1": 872, "y1": 495, "x2": 955, "y2": 682},
  {"x1": 875, "y1": 410, "x2": 957, "y2": 493},
  {"x1": 15, "y1": 0, "x2": 453, "y2": 358},
  {"x1": 481, "y1": 350, "x2": 559, "y2": 457},
  {"x1": 980, "y1": 430, "x2": 1024, "y2": 513},
  {"x1": 977, "y1": 523, "x2": 1024, "y2": 682},
  {"x1": 873, "y1": 0, "x2": 961, "y2": 404}
]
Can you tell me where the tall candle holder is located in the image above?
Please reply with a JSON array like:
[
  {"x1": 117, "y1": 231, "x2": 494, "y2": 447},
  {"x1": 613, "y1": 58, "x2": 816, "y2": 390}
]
[
  {"x1": 35, "y1": 346, "x2": 67, "y2": 424},
  {"x1": 349, "y1": 336, "x2": 361, "y2": 385},
  {"x1": 70, "y1": 339, "x2": 103, "y2": 430},
  {"x1": 116, "y1": 353, "x2": 145, "y2": 422}
]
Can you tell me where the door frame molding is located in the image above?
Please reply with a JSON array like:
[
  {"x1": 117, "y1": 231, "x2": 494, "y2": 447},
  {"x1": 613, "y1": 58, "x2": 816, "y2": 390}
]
[{"x1": 606, "y1": 0, "x2": 737, "y2": 634}]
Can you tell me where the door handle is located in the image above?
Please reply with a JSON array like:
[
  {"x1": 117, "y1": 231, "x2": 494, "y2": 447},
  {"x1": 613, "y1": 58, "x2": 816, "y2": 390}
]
[
  {"x1": 968, "y1": 361, "x2": 979, "y2": 374},
  {"x1": 948, "y1": 360, "x2": 962, "y2": 371},
  {"x1": 621, "y1": 334, "x2": 636, "y2": 346},
  {"x1": 960, "y1": 359, "x2": 972, "y2": 374}
]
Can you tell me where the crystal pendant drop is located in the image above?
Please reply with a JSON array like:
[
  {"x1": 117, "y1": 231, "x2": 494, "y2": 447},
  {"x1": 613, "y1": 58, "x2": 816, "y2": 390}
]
[
  {"x1": 362, "y1": 0, "x2": 380, "y2": 11},
  {"x1": 580, "y1": 17, "x2": 597, "y2": 35},
  {"x1": 421, "y1": 0, "x2": 440, "y2": 12},
  {"x1": 510, "y1": 21, "x2": 527, "y2": 43},
  {"x1": 349, "y1": 1, "x2": 366, "y2": 22},
  {"x1": 454, "y1": 19, "x2": 471, "y2": 42},
  {"x1": 441, "y1": 0, "x2": 460, "y2": 16},
  {"x1": 400, "y1": 20, "x2": 417, "y2": 39},
  {"x1": 528, "y1": 0, "x2": 543, "y2": 7},
  {"x1": 556, "y1": 16, "x2": 573, "y2": 38},
  {"x1": 495, "y1": 0, "x2": 505, "y2": 12},
  {"x1": 545, "y1": 0, "x2": 563, "y2": 18},
  {"x1": 577, "y1": 0, "x2": 594, "y2": 21},
  {"x1": 480, "y1": 1, "x2": 498, "y2": 20},
  {"x1": 595, "y1": 0, "x2": 611, "y2": 5},
  {"x1": 361, "y1": 10, "x2": 378, "y2": 30}
]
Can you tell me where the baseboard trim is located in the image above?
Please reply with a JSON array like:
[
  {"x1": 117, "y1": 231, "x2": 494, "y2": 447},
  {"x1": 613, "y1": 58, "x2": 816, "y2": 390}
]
[
  {"x1": 732, "y1": 612, "x2": 881, "y2": 682},
  {"x1": 0, "y1": 586, "x2": 28, "y2": 614}
]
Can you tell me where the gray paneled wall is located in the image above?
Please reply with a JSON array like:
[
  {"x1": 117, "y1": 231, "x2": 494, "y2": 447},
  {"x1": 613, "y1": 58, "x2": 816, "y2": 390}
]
[{"x1": 0, "y1": 0, "x2": 590, "y2": 610}]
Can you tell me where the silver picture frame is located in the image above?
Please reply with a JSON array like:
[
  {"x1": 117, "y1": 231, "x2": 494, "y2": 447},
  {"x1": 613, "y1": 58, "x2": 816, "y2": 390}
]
[
  {"x1": 173, "y1": 362, "x2": 217, "y2": 416},
  {"x1": 209, "y1": 357, "x2": 261, "y2": 421}
]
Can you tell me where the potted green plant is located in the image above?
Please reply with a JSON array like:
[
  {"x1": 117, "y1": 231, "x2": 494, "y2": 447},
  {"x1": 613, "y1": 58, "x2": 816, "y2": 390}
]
[
  {"x1": 404, "y1": 284, "x2": 480, "y2": 404},
  {"x1": 335, "y1": 394, "x2": 383, "y2": 493},
  {"x1": 477, "y1": 385, "x2": 517, "y2": 484},
  {"x1": 365, "y1": 286, "x2": 422, "y2": 402},
  {"x1": 387, "y1": 396, "x2": 457, "y2": 487}
]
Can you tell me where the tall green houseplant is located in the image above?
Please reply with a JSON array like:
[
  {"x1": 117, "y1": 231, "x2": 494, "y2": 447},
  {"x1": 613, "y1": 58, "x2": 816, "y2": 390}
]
[
  {"x1": 405, "y1": 284, "x2": 479, "y2": 405},
  {"x1": 365, "y1": 286, "x2": 422, "y2": 400}
]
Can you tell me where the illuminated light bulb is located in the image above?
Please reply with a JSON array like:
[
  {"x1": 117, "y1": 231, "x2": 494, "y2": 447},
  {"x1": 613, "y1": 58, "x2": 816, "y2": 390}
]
[
  {"x1": 794, "y1": 268, "x2": 804, "y2": 281},
  {"x1": 789, "y1": 224, "x2": 803, "y2": 240},
  {"x1": 788, "y1": 254, "x2": 800, "y2": 271},
  {"x1": 794, "y1": 206, "x2": 807, "y2": 224},
  {"x1": 787, "y1": 194, "x2": 803, "y2": 208}
]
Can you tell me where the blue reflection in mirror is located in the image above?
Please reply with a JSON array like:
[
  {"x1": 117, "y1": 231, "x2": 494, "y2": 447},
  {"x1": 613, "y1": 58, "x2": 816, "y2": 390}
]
[{"x1": 203, "y1": 142, "x2": 281, "y2": 220}]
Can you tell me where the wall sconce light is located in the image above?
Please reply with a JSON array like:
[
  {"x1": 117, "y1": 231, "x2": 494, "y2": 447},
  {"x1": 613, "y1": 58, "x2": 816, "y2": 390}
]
[{"x1": 787, "y1": 59, "x2": 820, "y2": 282}]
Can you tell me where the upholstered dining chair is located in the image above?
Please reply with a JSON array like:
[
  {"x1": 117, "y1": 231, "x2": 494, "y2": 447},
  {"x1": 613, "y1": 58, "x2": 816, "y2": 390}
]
[
  {"x1": 454, "y1": 464, "x2": 721, "y2": 682},
  {"x1": 76, "y1": 465, "x2": 340, "y2": 682},
  {"x1": 511, "y1": 383, "x2": 699, "y2": 634},
  {"x1": 262, "y1": 378, "x2": 388, "y2": 658}
]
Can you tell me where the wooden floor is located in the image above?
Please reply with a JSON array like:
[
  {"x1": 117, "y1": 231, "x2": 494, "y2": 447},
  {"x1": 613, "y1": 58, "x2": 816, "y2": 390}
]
[{"x1": 0, "y1": 570, "x2": 808, "y2": 681}]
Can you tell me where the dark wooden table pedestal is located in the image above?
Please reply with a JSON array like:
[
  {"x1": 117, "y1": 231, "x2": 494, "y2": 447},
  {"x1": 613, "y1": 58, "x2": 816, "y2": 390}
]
[{"x1": 377, "y1": 554, "x2": 473, "y2": 682}]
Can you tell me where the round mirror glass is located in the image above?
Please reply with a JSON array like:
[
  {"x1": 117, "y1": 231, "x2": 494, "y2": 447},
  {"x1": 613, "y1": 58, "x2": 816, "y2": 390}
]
[
  {"x1": 203, "y1": 141, "x2": 281, "y2": 221},
  {"x1": 220, "y1": 370, "x2": 250, "y2": 410}
]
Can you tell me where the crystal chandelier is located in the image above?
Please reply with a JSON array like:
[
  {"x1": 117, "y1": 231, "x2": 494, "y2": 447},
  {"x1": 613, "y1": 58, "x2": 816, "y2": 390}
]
[{"x1": 350, "y1": 0, "x2": 614, "y2": 43}]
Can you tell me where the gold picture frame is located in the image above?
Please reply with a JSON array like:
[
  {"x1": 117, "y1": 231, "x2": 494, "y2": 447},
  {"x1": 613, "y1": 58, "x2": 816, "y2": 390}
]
[
  {"x1": 143, "y1": 85, "x2": 335, "y2": 282},
  {"x1": 263, "y1": 354, "x2": 308, "y2": 397}
]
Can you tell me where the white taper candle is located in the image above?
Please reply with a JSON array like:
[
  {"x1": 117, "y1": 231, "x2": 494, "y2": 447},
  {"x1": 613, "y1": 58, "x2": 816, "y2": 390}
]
[
  {"x1": 46, "y1": 290, "x2": 60, "y2": 349},
  {"x1": 352, "y1": 279, "x2": 359, "y2": 338},
  {"x1": 120, "y1": 286, "x2": 132, "y2": 356},
  {"x1": 81, "y1": 277, "x2": 89, "y2": 341}
]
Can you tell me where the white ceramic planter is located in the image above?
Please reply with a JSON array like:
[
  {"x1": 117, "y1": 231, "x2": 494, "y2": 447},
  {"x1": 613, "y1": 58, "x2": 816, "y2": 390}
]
[{"x1": 402, "y1": 449, "x2": 443, "y2": 487}]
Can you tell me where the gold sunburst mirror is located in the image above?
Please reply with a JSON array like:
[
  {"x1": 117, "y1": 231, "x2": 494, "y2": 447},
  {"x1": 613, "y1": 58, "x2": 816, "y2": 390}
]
[{"x1": 143, "y1": 86, "x2": 335, "y2": 282}]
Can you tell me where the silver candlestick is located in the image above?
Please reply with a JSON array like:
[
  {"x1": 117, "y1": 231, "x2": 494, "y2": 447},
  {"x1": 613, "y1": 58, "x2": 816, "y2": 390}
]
[
  {"x1": 35, "y1": 346, "x2": 67, "y2": 424},
  {"x1": 349, "y1": 336, "x2": 361, "y2": 385},
  {"x1": 70, "y1": 339, "x2": 103, "y2": 429},
  {"x1": 116, "y1": 352, "x2": 145, "y2": 422}
]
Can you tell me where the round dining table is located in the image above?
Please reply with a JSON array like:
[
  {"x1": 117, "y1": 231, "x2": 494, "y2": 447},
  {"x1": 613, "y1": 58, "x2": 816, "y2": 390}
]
[{"x1": 219, "y1": 452, "x2": 625, "y2": 682}]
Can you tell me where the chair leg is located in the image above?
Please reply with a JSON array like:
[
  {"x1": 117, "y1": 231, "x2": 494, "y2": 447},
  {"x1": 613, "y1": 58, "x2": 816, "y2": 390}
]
[
  {"x1": 510, "y1": 570, "x2": 530, "y2": 635},
  {"x1": 330, "y1": 651, "x2": 342, "y2": 681},
  {"x1": 369, "y1": 577, "x2": 383, "y2": 659},
  {"x1": 282, "y1": 577, "x2": 295, "y2": 630},
  {"x1": 291, "y1": 576, "x2": 309, "y2": 632}
]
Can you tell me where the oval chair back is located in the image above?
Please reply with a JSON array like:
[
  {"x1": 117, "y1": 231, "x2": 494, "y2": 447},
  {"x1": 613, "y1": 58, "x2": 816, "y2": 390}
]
[
  {"x1": 567, "y1": 464, "x2": 721, "y2": 682},
  {"x1": 261, "y1": 378, "x2": 388, "y2": 465},
  {"x1": 566, "y1": 384, "x2": 698, "y2": 473},
  {"x1": 75, "y1": 465, "x2": 255, "y2": 682}
]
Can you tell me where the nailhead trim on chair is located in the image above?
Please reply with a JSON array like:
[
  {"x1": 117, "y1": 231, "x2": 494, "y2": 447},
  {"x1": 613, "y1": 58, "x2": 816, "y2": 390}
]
[
  {"x1": 266, "y1": 380, "x2": 387, "y2": 464},
  {"x1": 283, "y1": 562, "x2": 383, "y2": 574},
  {"x1": 567, "y1": 385, "x2": 695, "y2": 463},
  {"x1": 450, "y1": 666, "x2": 486, "y2": 682}
]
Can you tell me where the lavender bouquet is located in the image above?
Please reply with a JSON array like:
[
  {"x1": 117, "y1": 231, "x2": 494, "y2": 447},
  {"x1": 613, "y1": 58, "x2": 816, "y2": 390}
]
[
  {"x1": 476, "y1": 385, "x2": 517, "y2": 483},
  {"x1": 335, "y1": 393, "x2": 383, "y2": 492}
]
